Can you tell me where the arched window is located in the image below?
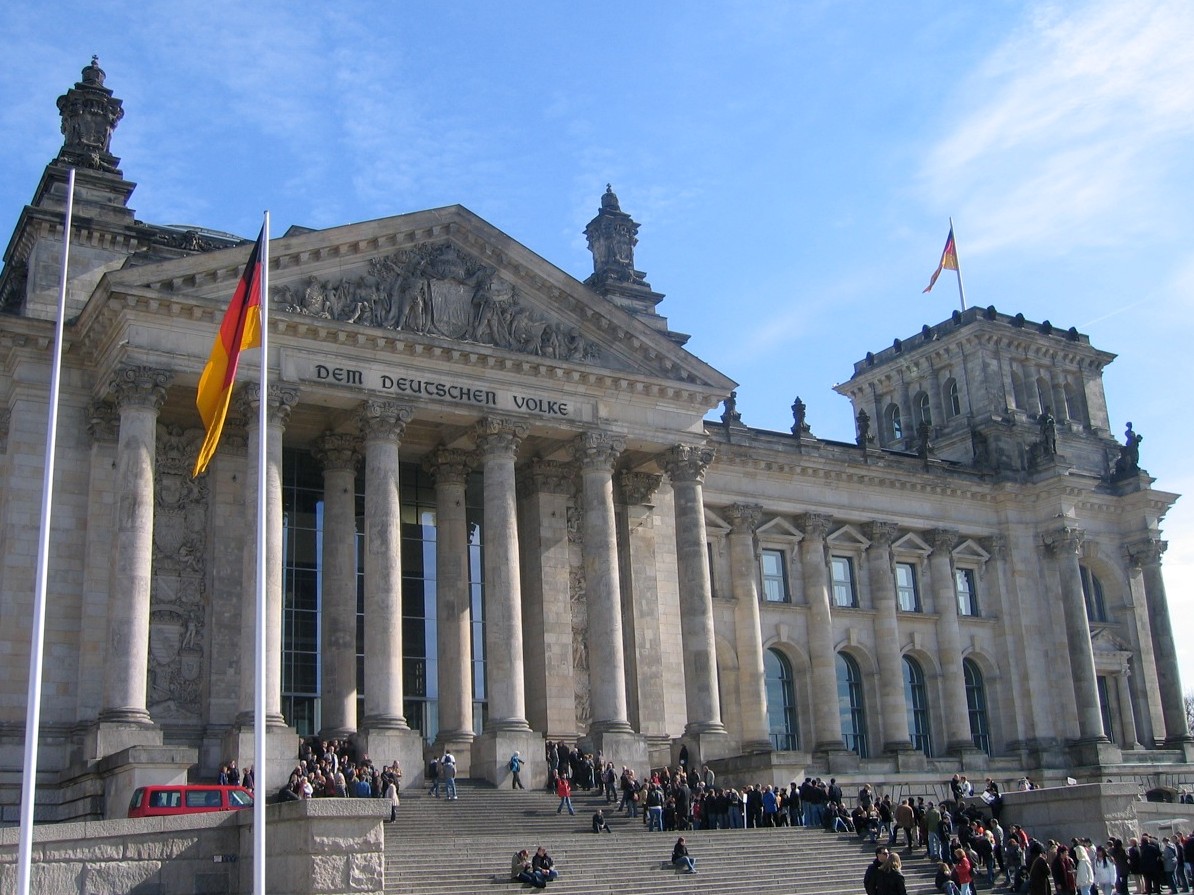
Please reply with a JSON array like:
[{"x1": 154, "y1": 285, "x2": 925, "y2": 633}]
[
  {"x1": 963, "y1": 658, "x2": 991, "y2": 754},
  {"x1": 915, "y1": 392, "x2": 932, "y2": 426},
  {"x1": 764, "y1": 648, "x2": 799, "y2": 751},
  {"x1": 885, "y1": 403, "x2": 903, "y2": 441},
  {"x1": 1080, "y1": 565, "x2": 1107, "y2": 622},
  {"x1": 944, "y1": 378, "x2": 962, "y2": 417},
  {"x1": 903, "y1": 656, "x2": 932, "y2": 755},
  {"x1": 836, "y1": 652, "x2": 869, "y2": 758},
  {"x1": 1010, "y1": 368, "x2": 1027, "y2": 410}
]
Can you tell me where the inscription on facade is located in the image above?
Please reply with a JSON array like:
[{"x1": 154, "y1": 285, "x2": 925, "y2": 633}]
[{"x1": 292, "y1": 354, "x2": 577, "y2": 418}]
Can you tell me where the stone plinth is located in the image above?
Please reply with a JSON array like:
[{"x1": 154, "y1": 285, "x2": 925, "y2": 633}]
[
  {"x1": 675, "y1": 730, "x2": 731, "y2": 771},
  {"x1": 471, "y1": 729, "x2": 544, "y2": 788},
  {"x1": 585, "y1": 730, "x2": 648, "y2": 777},
  {"x1": 995, "y1": 783, "x2": 1139, "y2": 845},
  {"x1": 84, "y1": 721, "x2": 162, "y2": 765},
  {"x1": 1067, "y1": 737, "x2": 1123, "y2": 770},
  {"x1": 357, "y1": 727, "x2": 425, "y2": 787},
  {"x1": 93, "y1": 743, "x2": 196, "y2": 821},
  {"x1": 223, "y1": 722, "x2": 300, "y2": 794}
]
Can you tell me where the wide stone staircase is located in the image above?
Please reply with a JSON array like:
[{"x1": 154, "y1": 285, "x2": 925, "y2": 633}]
[{"x1": 383, "y1": 780, "x2": 942, "y2": 895}]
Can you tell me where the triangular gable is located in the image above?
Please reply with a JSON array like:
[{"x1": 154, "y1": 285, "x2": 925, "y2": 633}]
[
  {"x1": 952, "y1": 538, "x2": 990, "y2": 563},
  {"x1": 892, "y1": 532, "x2": 932, "y2": 556},
  {"x1": 827, "y1": 524, "x2": 870, "y2": 550},
  {"x1": 98, "y1": 205, "x2": 734, "y2": 393},
  {"x1": 704, "y1": 508, "x2": 731, "y2": 535},
  {"x1": 757, "y1": 516, "x2": 802, "y2": 541}
]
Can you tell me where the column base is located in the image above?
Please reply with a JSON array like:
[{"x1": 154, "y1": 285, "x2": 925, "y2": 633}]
[
  {"x1": 84, "y1": 718, "x2": 162, "y2": 762},
  {"x1": 676, "y1": 728, "x2": 731, "y2": 770},
  {"x1": 222, "y1": 720, "x2": 299, "y2": 795},
  {"x1": 890, "y1": 748, "x2": 929, "y2": 772},
  {"x1": 740, "y1": 739, "x2": 774, "y2": 755},
  {"x1": 358, "y1": 725, "x2": 425, "y2": 787},
  {"x1": 471, "y1": 728, "x2": 544, "y2": 788},
  {"x1": 582, "y1": 729, "x2": 648, "y2": 775},
  {"x1": 945, "y1": 740, "x2": 990, "y2": 769},
  {"x1": 433, "y1": 730, "x2": 477, "y2": 780},
  {"x1": 815, "y1": 747, "x2": 861, "y2": 774},
  {"x1": 1067, "y1": 737, "x2": 1121, "y2": 769}
]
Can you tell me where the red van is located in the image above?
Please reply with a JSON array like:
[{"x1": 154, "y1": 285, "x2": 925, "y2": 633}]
[{"x1": 128, "y1": 784, "x2": 254, "y2": 818}]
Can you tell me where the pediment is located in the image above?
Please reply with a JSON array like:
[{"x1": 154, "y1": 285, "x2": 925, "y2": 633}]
[
  {"x1": 757, "y1": 517, "x2": 802, "y2": 541},
  {"x1": 101, "y1": 205, "x2": 734, "y2": 393},
  {"x1": 952, "y1": 538, "x2": 990, "y2": 563},
  {"x1": 827, "y1": 524, "x2": 870, "y2": 550},
  {"x1": 892, "y1": 532, "x2": 932, "y2": 556}
]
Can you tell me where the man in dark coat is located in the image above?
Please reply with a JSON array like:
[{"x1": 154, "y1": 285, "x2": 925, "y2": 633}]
[
  {"x1": 864, "y1": 846, "x2": 891, "y2": 895},
  {"x1": 1140, "y1": 834, "x2": 1165, "y2": 894}
]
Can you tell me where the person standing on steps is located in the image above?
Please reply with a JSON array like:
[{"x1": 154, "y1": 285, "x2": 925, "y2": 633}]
[
  {"x1": 427, "y1": 755, "x2": 440, "y2": 798},
  {"x1": 441, "y1": 750, "x2": 458, "y2": 800},
  {"x1": 509, "y1": 751, "x2": 526, "y2": 790},
  {"x1": 556, "y1": 775, "x2": 575, "y2": 816},
  {"x1": 384, "y1": 776, "x2": 399, "y2": 822}
]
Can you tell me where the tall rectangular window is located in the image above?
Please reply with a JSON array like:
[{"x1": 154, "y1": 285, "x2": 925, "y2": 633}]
[
  {"x1": 760, "y1": 549, "x2": 789, "y2": 602},
  {"x1": 831, "y1": 556, "x2": 857, "y2": 608},
  {"x1": 895, "y1": 562, "x2": 920, "y2": 612},
  {"x1": 956, "y1": 567, "x2": 979, "y2": 616}
]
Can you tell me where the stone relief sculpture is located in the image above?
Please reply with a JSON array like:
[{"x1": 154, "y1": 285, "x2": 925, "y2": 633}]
[
  {"x1": 149, "y1": 425, "x2": 208, "y2": 719},
  {"x1": 570, "y1": 564, "x2": 591, "y2": 731},
  {"x1": 274, "y1": 242, "x2": 599, "y2": 363}
]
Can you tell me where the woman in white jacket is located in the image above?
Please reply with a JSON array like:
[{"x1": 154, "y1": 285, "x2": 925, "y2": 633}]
[
  {"x1": 1092, "y1": 844, "x2": 1118, "y2": 895},
  {"x1": 1075, "y1": 844, "x2": 1095, "y2": 893}
]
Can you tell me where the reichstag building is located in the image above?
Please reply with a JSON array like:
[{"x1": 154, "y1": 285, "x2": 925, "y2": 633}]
[{"x1": 1, "y1": 60, "x2": 1188, "y2": 821}]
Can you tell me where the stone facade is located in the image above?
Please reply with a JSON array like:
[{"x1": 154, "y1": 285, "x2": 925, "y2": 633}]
[{"x1": 1, "y1": 62, "x2": 1190, "y2": 823}]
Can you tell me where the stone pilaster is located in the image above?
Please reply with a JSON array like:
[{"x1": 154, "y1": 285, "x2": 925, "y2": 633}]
[
  {"x1": 424, "y1": 446, "x2": 476, "y2": 756},
  {"x1": 926, "y1": 528, "x2": 975, "y2": 754},
  {"x1": 726, "y1": 503, "x2": 771, "y2": 754},
  {"x1": 94, "y1": 365, "x2": 170, "y2": 755},
  {"x1": 863, "y1": 521, "x2": 913, "y2": 754},
  {"x1": 1044, "y1": 527, "x2": 1108, "y2": 743},
  {"x1": 1127, "y1": 538, "x2": 1190, "y2": 745},
  {"x1": 662, "y1": 444, "x2": 728, "y2": 766},
  {"x1": 1114, "y1": 665, "x2": 1141, "y2": 750},
  {"x1": 796, "y1": 513, "x2": 845, "y2": 755},
  {"x1": 313, "y1": 432, "x2": 361, "y2": 739}
]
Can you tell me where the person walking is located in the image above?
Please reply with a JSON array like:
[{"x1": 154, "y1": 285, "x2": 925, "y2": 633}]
[
  {"x1": 441, "y1": 750, "x2": 458, "y2": 800},
  {"x1": 509, "y1": 751, "x2": 525, "y2": 790},
  {"x1": 384, "y1": 777, "x2": 399, "y2": 822}
]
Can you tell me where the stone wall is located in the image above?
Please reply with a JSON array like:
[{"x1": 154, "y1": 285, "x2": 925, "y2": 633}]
[
  {"x1": 0, "y1": 799, "x2": 388, "y2": 895},
  {"x1": 985, "y1": 782, "x2": 1140, "y2": 844}
]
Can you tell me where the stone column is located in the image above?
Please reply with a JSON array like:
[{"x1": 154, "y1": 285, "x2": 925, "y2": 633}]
[
  {"x1": 1044, "y1": 526, "x2": 1107, "y2": 742},
  {"x1": 662, "y1": 444, "x2": 728, "y2": 766},
  {"x1": 863, "y1": 521, "x2": 912, "y2": 754},
  {"x1": 471, "y1": 418, "x2": 540, "y2": 785},
  {"x1": 424, "y1": 446, "x2": 476, "y2": 752},
  {"x1": 313, "y1": 432, "x2": 360, "y2": 738},
  {"x1": 359, "y1": 400, "x2": 412, "y2": 731},
  {"x1": 98, "y1": 366, "x2": 171, "y2": 734},
  {"x1": 1127, "y1": 538, "x2": 1191, "y2": 745},
  {"x1": 1115, "y1": 666, "x2": 1141, "y2": 750},
  {"x1": 573, "y1": 432, "x2": 632, "y2": 734},
  {"x1": 235, "y1": 384, "x2": 298, "y2": 728},
  {"x1": 726, "y1": 503, "x2": 771, "y2": 754},
  {"x1": 926, "y1": 528, "x2": 974, "y2": 753},
  {"x1": 796, "y1": 513, "x2": 845, "y2": 754}
]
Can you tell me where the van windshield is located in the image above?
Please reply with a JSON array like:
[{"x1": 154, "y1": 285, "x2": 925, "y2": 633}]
[{"x1": 229, "y1": 790, "x2": 253, "y2": 806}]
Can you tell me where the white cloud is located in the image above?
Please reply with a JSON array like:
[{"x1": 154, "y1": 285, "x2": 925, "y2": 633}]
[{"x1": 920, "y1": 0, "x2": 1194, "y2": 256}]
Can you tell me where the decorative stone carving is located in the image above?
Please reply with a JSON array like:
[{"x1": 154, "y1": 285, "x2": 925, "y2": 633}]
[
  {"x1": 0, "y1": 408, "x2": 8, "y2": 454},
  {"x1": 149, "y1": 425, "x2": 208, "y2": 720},
  {"x1": 0, "y1": 259, "x2": 28, "y2": 313},
  {"x1": 572, "y1": 431, "x2": 624, "y2": 472},
  {"x1": 584, "y1": 185, "x2": 648, "y2": 290},
  {"x1": 725, "y1": 503, "x2": 762, "y2": 534},
  {"x1": 791, "y1": 397, "x2": 809, "y2": 439},
  {"x1": 109, "y1": 365, "x2": 171, "y2": 411},
  {"x1": 475, "y1": 417, "x2": 526, "y2": 458},
  {"x1": 569, "y1": 564, "x2": 591, "y2": 730},
  {"x1": 423, "y1": 446, "x2": 475, "y2": 485},
  {"x1": 862, "y1": 521, "x2": 898, "y2": 549},
  {"x1": 517, "y1": 457, "x2": 574, "y2": 498},
  {"x1": 1126, "y1": 538, "x2": 1166, "y2": 569},
  {"x1": 235, "y1": 383, "x2": 300, "y2": 429},
  {"x1": 56, "y1": 56, "x2": 124, "y2": 174},
  {"x1": 795, "y1": 513, "x2": 833, "y2": 542},
  {"x1": 1044, "y1": 526, "x2": 1085, "y2": 557},
  {"x1": 566, "y1": 505, "x2": 583, "y2": 544},
  {"x1": 273, "y1": 241, "x2": 599, "y2": 362},
  {"x1": 312, "y1": 432, "x2": 361, "y2": 472},
  {"x1": 151, "y1": 228, "x2": 237, "y2": 253},
  {"x1": 359, "y1": 400, "x2": 412, "y2": 443},
  {"x1": 87, "y1": 400, "x2": 119, "y2": 444},
  {"x1": 927, "y1": 528, "x2": 959, "y2": 555},
  {"x1": 661, "y1": 443, "x2": 715, "y2": 484},
  {"x1": 617, "y1": 470, "x2": 661, "y2": 507}
]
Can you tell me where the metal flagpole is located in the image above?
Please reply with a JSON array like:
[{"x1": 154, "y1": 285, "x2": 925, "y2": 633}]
[
  {"x1": 17, "y1": 167, "x2": 75, "y2": 895},
  {"x1": 950, "y1": 216, "x2": 968, "y2": 311},
  {"x1": 254, "y1": 211, "x2": 270, "y2": 895}
]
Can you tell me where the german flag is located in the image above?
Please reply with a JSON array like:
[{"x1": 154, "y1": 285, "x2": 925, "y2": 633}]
[
  {"x1": 192, "y1": 228, "x2": 264, "y2": 476},
  {"x1": 923, "y1": 226, "x2": 959, "y2": 293}
]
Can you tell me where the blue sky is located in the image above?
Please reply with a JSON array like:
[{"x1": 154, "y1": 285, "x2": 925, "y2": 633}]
[{"x1": 3, "y1": 1, "x2": 1193, "y2": 691}]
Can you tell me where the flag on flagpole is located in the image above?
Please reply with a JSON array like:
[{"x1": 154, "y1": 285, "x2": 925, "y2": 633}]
[
  {"x1": 192, "y1": 228, "x2": 265, "y2": 476},
  {"x1": 923, "y1": 225, "x2": 959, "y2": 293}
]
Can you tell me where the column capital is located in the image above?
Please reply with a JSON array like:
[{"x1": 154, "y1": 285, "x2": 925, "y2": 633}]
[
  {"x1": 795, "y1": 512, "x2": 833, "y2": 541},
  {"x1": 1044, "y1": 525, "x2": 1086, "y2": 557},
  {"x1": 862, "y1": 521, "x2": 899, "y2": 548},
  {"x1": 725, "y1": 503, "x2": 763, "y2": 534},
  {"x1": 424, "y1": 446, "x2": 476, "y2": 486},
  {"x1": 359, "y1": 399, "x2": 412, "y2": 443},
  {"x1": 475, "y1": 416, "x2": 527, "y2": 457},
  {"x1": 312, "y1": 432, "x2": 361, "y2": 472},
  {"x1": 517, "y1": 457, "x2": 574, "y2": 497},
  {"x1": 927, "y1": 528, "x2": 959, "y2": 554},
  {"x1": 236, "y1": 383, "x2": 300, "y2": 429},
  {"x1": 87, "y1": 399, "x2": 119, "y2": 443},
  {"x1": 617, "y1": 470, "x2": 662, "y2": 506},
  {"x1": 662, "y1": 443, "x2": 715, "y2": 484},
  {"x1": 109, "y1": 364, "x2": 172, "y2": 411},
  {"x1": 984, "y1": 534, "x2": 1009, "y2": 560},
  {"x1": 572, "y1": 431, "x2": 625, "y2": 472},
  {"x1": 1126, "y1": 537, "x2": 1166, "y2": 569}
]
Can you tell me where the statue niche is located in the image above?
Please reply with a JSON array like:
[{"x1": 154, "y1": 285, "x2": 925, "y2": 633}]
[{"x1": 274, "y1": 242, "x2": 599, "y2": 362}]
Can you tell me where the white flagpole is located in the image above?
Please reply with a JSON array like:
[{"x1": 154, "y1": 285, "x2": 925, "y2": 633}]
[
  {"x1": 17, "y1": 167, "x2": 75, "y2": 895},
  {"x1": 254, "y1": 211, "x2": 270, "y2": 895},
  {"x1": 950, "y1": 216, "x2": 968, "y2": 311}
]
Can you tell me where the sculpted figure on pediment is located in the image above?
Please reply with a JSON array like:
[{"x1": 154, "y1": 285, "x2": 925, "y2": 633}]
[{"x1": 274, "y1": 241, "x2": 599, "y2": 362}]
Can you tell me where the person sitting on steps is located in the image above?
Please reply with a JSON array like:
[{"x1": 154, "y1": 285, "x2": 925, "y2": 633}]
[{"x1": 672, "y1": 836, "x2": 697, "y2": 874}]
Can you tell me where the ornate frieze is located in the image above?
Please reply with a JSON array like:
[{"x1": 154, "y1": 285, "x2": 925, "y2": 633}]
[
  {"x1": 86, "y1": 400, "x2": 118, "y2": 444},
  {"x1": 149, "y1": 424, "x2": 208, "y2": 720},
  {"x1": 273, "y1": 241, "x2": 599, "y2": 362}
]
